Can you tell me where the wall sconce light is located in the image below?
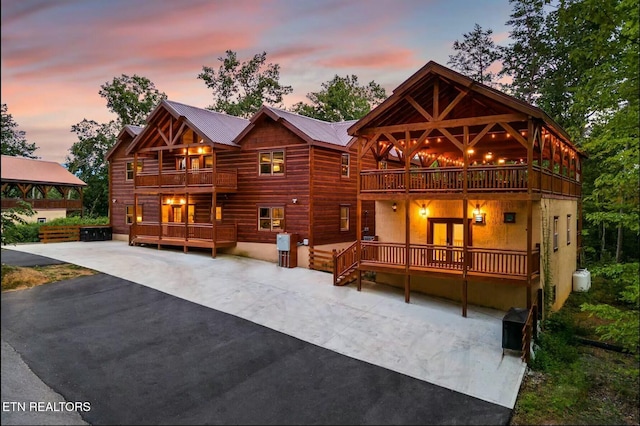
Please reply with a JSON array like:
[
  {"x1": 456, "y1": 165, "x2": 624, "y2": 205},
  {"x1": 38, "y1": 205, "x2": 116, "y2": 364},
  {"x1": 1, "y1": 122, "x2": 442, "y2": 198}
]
[
  {"x1": 392, "y1": 202, "x2": 397, "y2": 212},
  {"x1": 179, "y1": 198, "x2": 186, "y2": 205},
  {"x1": 420, "y1": 204, "x2": 427, "y2": 217},
  {"x1": 473, "y1": 203, "x2": 486, "y2": 225},
  {"x1": 292, "y1": 198, "x2": 298, "y2": 204}
]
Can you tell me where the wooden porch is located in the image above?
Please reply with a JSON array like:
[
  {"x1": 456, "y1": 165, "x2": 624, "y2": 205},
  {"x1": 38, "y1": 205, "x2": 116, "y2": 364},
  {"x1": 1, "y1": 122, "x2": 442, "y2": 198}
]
[
  {"x1": 360, "y1": 164, "x2": 580, "y2": 197},
  {"x1": 135, "y1": 168, "x2": 237, "y2": 192},
  {"x1": 129, "y1": 222, "x2": 237, "y2": 254}
]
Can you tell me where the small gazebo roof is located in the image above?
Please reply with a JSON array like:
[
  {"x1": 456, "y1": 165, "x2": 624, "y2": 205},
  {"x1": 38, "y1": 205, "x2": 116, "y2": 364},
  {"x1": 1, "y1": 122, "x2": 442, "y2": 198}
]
[{"x1": 1, "y1": 155, "x2": 86, "y2": 187}]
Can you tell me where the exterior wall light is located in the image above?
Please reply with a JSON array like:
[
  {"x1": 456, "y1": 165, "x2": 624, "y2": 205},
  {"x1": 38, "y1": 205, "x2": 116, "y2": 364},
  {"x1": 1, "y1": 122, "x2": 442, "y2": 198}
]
[
  {"x1": 473, "y1": 203, "x2": 486, "y2": 225},
  {"x1": 392, "y1": 202, "x2": 397, "y2": 212},
  {"x1": 420, "y1": 204, "x2": 427, "y2": 217}
]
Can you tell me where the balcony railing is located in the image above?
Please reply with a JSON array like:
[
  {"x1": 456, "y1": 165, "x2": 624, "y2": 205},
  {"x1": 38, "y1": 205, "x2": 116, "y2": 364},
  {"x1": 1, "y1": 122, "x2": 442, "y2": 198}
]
[
  {"x1": 132, "y1": 222, "x2": 237, "y2": 243},
  {"x1": 360, "y1": 164, "x2": 580, "y2": 197},
  {"x1": 359, "y1": 241, "x2": 539, "y2": 278},
  {"x1": 135, "y1": 169, "x2": 237, "y2": 191},
  {"x1": 1, "y1": 198, "x2": 83, "y2": 210}
]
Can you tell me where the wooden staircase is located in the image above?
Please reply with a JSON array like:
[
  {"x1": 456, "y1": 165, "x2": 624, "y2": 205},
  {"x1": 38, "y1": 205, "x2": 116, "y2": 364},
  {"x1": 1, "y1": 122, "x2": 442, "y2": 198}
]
[{"x1": 333, "y1": 241, "x2": 359, "y2": 286}]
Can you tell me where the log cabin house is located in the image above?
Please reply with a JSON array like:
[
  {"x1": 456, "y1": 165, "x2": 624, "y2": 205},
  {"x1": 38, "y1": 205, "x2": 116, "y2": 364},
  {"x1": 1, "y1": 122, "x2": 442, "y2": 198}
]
[
  {"x1": 107, "y1": 100, "x2": 376, "y2": 266},
  {"x1": 1, "y1": 155, "x2": 85, "y2": 222},
  {"x1": 335, "y1": 61, "x2": 585, "y2": 317}
]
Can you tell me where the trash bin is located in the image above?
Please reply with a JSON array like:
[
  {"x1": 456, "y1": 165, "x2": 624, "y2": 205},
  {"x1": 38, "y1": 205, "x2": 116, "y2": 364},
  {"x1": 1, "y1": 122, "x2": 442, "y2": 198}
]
[
  {"x1": 80, "y1": 226, "x2": 112, "y2": 242},
  {"x1": 502, "y1": 307, "x2": 529, "y2": 352}
]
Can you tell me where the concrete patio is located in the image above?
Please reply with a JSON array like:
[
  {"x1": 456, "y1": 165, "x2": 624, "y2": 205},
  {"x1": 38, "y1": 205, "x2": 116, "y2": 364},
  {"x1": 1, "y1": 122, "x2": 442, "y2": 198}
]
[{"x1": 4, "y1": 241, "x2": 526, "y2": 409}]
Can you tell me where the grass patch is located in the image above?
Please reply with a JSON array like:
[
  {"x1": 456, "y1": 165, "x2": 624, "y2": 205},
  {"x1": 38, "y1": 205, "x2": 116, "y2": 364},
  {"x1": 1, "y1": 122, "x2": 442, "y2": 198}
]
[
  {"x1": 1, "y1": 263, "x2": 97, "y2": 291},
  {"x1": 511, "y1": 270, "x2": 640, "y2": 425}
]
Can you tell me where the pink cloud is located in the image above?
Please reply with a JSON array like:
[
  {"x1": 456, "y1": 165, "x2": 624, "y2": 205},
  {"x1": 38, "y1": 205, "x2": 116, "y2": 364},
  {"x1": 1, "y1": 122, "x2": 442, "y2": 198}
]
[{"x1": 317, "y1": 48, "x2": 419, "y2": 70}]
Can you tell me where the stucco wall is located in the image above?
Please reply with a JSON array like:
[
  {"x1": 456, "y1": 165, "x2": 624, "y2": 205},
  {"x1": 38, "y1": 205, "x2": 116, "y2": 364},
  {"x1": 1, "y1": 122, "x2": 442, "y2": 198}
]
[
  {"x1": 16, "y1": 209, "x2": 67, "y2": 224},
  {"x1": 374, "y1": 198, "x2": 547, "y2": 311},
  {"x1": 539, "y1": 198, "x2": 579, "y2": 311}
]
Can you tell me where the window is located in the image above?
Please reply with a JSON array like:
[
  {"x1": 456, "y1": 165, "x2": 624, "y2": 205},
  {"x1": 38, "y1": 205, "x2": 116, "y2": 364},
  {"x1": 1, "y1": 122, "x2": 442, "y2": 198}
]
[
  {"x1": 204, "y1": 155, "x2": 214, "y2": 168},
  {"x1": 215, "y1": 206, "x2": 222, "y2": 221},
  {"x1": 259, "y1": 151, "x2": 285, "y2": 175},
  {"x1": 126, "y1": 161, "x2": 142, "y2": 180},
  {"x1": 340, "y1": 206, "x2": 350, "y2": 231},
  {"x1": 378, "y1": 160, "x2": 388, "y2": 170},
  {"x1": 177, "y1": 157, "x2": 186, "y2": 170},
  {"x1": 259, "y1": 207, "x2": 284, "y2": 231},
  {"x1": 567, "y1": 215, "x2": 571, "y2": 245},
  {"x1": 126, "y1": 205, "x2": 142, "y2": 224},
  {"x1": 341, "y1": 153, "x2": 350, "y2": 177},
  {"x1": 553, "y1": 216, "x2": 559, "y2": 251},
  {"x1": 37, "y1": 218, "x2": 46, "y2": 223}
]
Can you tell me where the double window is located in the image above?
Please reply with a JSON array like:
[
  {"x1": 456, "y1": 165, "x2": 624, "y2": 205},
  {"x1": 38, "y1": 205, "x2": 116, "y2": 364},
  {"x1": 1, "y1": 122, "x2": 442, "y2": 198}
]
[
  {"x1": 259, "y1": 151, "x2": 285, "y2": 175},
  {"x1": 126, "y1": 161, "x2": 142, "y2": 180},
  {"x1": 259, "y1": 207, "x2": 284, "y2": 231}
]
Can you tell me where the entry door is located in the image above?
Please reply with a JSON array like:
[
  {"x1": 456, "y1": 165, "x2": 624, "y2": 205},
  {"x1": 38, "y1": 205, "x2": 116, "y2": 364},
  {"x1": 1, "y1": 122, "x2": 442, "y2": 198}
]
[{"x1": 428, "y1": 219, "x2": 470, "y2": 266}]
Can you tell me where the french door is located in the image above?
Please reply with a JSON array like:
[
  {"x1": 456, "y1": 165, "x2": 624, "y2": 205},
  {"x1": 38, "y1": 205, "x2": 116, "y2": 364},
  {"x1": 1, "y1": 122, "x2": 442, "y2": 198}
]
[{"x1": 427, "y1": 218, "x2": 471, "y2": 267}]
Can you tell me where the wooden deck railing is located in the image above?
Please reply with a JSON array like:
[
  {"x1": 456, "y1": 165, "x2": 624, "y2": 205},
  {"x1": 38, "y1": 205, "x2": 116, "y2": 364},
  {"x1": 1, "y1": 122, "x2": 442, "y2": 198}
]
[
  {"x1": 131, "y1": 222, "x2": 237, "y2": 242},
  {"x1": 1, "y1": 198, "x2": 83, "y2": 210},
  {"x1": 359, "y1": 241, "x2": 540, "y2": 278},
  {"x1": 360, "y1": 164, "x2": 580, "y2": 196},
  {"x1": 309, "y1": 247, "x2": 334, "y2": 273},
  {"x1": 135, "y1": 169, "x2": 237, "y2": 190},
  {"x1": 522, "y1": 304, "x2": 537, "y2": 363}
]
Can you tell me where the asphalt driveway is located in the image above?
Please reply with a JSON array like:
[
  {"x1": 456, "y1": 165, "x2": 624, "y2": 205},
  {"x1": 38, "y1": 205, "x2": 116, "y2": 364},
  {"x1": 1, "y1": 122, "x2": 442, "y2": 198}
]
[{"x1": 1, "y1": 251, "x2": 512, "y2": 425}]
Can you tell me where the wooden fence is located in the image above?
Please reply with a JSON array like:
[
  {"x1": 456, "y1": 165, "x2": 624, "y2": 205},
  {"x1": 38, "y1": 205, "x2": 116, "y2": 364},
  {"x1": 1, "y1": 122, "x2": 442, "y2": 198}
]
[
  {"x1": 308, "y1": 247, "x2": 334, "y2": 273},
  {"x1": 39, "y1": 226, "x2": 80, "y2": 243}
]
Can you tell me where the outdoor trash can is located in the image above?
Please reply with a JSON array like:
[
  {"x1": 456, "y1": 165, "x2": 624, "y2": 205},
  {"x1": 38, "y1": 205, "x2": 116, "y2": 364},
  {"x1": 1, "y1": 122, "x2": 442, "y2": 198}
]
[
  {"x1": 502, "y1": 307, "x2": 528, "y2": 352},
  {"x1": 80, "y1": 226, "x2": 112, "y2": 242}
]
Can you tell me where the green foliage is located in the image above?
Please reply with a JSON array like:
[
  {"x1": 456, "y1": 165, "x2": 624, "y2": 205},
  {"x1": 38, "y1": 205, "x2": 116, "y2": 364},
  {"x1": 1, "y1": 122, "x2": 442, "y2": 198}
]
[
  {"x1": 291, "y1": 75, "x2": 387, "y2": 122},
  {"x1": 2, "y1": 216, "x2": 109, "y2": 244},
  {"x1": 1, "y1": 103, "x2": 39, "y2": 158},
  {"x1": 499, "y1": 0, "x2": 549, "y2": 103},
  {"x1": 198, "y1": 50, "x2": 293, "y2": 118},
  {"x1": 581, "y1": 262, "x2": 639, "y2": 352},
  {"x1": 447, "y1": 23, "x2": 501, "y2": 86},
  {"x1": 530, "y1": 310, "x2": 580, "y2": 371},
  {"x1": 1, "y1": 201, "x2": 35, "y2": 245},
  {"x1": 98, "y1": 74, "x2": 167, "y2": 127},
  {"x1": 67, "y1": 74, "x2": 166, "y2": 217}
]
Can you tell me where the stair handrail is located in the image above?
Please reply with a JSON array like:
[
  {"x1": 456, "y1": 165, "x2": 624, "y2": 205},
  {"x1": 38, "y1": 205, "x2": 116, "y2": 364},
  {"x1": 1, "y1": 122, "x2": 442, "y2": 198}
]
[{"x1": 333, "y1": 240, "x2": 359, "y2": 285}]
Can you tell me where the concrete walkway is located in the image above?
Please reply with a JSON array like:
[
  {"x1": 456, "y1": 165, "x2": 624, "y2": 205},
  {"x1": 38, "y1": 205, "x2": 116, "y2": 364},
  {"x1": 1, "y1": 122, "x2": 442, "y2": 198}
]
[{"x1": 3, "y1": 241, "x2": 526, "y2": 409}]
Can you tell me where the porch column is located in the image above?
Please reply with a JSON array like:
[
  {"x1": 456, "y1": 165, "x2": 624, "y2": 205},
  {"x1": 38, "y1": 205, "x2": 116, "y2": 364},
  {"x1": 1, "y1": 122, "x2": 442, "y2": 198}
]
[
  {"x1": 158, "y1": 192, "x2": 162, "y2": 245},
  {"x1": 526, "y1": 119, "x2": 534, "y2": 310},
  {"x1": 212, "y1": 191, "x2": 217, "y2": 258},
  {"x1": 356, "y1": 137, "x2": 363, "y2": 291},
  {"x1": 184, "y1": 192, "x2": 189, "y2": 253},
  {"x1": 404, "y1": 130, "x2": 411, "y2": 303},
  {"x1": 462, "y1": 126, "x2": 469, "y2": 317}
]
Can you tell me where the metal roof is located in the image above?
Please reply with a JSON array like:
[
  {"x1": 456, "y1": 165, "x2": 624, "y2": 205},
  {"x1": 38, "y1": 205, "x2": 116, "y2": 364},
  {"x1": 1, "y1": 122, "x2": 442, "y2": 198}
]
[
  {"x1": 1, "y1": 155, "x2": 86, "y2": 186},
  {"x1": 164, "y1": 100, "x2": 249, "y2": 146},
  {"x1": 263, "y1": 106, "x2": 357, "y2": 147}
]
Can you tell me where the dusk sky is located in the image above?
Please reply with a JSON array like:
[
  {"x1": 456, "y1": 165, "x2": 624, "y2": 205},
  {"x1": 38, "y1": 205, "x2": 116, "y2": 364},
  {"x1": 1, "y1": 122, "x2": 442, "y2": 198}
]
[{"x1": 1, "y1": 0, "x2": 514, "y2": 164}]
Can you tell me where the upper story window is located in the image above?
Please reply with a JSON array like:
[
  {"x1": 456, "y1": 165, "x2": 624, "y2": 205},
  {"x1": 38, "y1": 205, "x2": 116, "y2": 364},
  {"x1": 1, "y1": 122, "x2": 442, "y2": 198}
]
[
  {"x1": 259, "y1": 151, "x2": 285, "y2": 175},
  {"x1": 378, "y1": 160, "x2": 388, "y2": 170},
  {"x1": 553, "y1": 216, "x2": 559, "y2": 251},
  {"x1": 126, "y1": 161, "x2": 143, "y2": 180},
  {"x1": 341, "y1": 153, "x2": 350, "y2": 177},
  {"x1": 259, "y1": 207, "x2": 284, "y2": 231},
  {"x1": 567, "y1": 215, "x2": 571, "y2": 245}
]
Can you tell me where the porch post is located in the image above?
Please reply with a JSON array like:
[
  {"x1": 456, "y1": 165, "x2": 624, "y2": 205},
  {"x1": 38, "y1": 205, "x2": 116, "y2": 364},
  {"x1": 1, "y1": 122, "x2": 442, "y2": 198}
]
[
  {"x1": 184, "y1": 192, "x2": 189, "y2": 253},
  {"x1": 462, "y1": 126, "x2": 469, "y2": 317},
  {"x1": 356, "y1": 137, "x2": 363, "y2": 291},
  {"x1": 404, "y1": 130, "x2": 411, "y2": 303},
  {"x1": 158, "y1": 192, "x2": 162, "y2": 245},
  {"x1": 526, "y1": 119, "x2": 534, "y2": 310},
  {"x1": 212, "y1": 150, "x2": 218, "y2": 258}
]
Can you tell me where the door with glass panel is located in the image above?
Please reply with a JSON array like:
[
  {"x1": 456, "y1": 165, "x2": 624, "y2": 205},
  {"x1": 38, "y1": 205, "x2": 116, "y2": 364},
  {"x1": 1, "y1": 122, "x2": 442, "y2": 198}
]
[{"x1": 428, "y1": 218, "x2": 470, "y2": 268}]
